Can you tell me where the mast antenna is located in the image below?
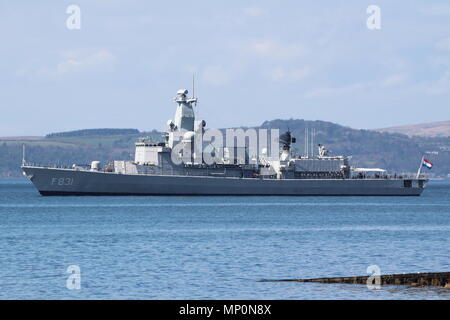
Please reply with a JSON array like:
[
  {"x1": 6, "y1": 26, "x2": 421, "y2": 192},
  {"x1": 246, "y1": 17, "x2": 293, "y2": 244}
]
[
  {"x1": 305, "y1": 127, "x2": 309, "y2": 158},
  {"x1": 192, "y1": 73, "x2": 197, "y2": 107},
  {"x1": 303, "y1": 127, "x2": 307, "y2": 157},
  {"x1": 416, "y1": 156, "x2": 424, "y2": 179},
  {"x1": 307, "y1": 128, "x2": 309, "y2": 158},
  {"x1": 22, "y1": 143, "x2": 26, "y2": 166}
]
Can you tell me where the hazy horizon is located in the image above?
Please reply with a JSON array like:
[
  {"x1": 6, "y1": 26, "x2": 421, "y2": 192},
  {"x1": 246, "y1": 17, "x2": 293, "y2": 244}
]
[{"x1": 1, "y1": 1, "x2": 450, "y2": 136}]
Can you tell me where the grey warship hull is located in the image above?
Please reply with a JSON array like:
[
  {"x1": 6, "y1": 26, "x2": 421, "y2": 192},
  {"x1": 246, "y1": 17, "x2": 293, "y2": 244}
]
[{"x1": 22, "y1": 166, "x2": 426, "y2": 196}]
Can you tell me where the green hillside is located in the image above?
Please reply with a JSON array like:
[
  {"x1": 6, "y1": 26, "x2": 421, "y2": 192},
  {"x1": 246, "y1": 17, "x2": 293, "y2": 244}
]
[{"x1": 45, "y1": 128, "x2": 140, "y2": 138}]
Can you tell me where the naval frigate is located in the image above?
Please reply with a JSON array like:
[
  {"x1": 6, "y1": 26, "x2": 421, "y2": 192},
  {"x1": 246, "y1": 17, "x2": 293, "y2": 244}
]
[{"x1": 22, "y1": 89, "x2": 427, "y2": 196}]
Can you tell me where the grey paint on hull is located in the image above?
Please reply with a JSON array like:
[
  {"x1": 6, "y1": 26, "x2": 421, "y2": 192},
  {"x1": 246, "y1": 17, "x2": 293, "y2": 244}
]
[{"x1": 22, "y1": 166, "x2": 425, "y2": 196}]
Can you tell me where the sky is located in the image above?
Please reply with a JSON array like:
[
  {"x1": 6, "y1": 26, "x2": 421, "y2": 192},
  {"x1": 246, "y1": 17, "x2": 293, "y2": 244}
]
[{"x1": 1, "y1": 0, "x2": 450, "y2": 136}]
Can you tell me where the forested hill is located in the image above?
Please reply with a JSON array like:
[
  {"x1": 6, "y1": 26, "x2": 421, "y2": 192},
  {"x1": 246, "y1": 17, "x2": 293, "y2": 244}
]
[
  {"x1": 0, "y1": 120, "x2": 449, "y2": 178},
  {"x1": 45, "y1": 128, "x2": 140, "y2": 138}
]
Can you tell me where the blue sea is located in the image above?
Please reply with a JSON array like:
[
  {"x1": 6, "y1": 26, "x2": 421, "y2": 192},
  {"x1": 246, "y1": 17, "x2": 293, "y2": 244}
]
[{"x1": 0, "y1": 179, "x2": 449, "y2": 300}]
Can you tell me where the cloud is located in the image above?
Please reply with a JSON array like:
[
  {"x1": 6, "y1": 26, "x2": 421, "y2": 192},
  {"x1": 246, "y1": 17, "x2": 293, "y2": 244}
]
[
  {"x1": 54, "y1": 49, "x2": 115, "y2": 75},
  {"x1": 305, "y1": 73, "x2": 411, "y2": 98},
  {"x1": 382, "y1": 74, "x2": 408, "y2": 88},
  {"x1": 271, "y1": 66, "x2": 311, "y2": 81},
  {"x1": 419, "y1": 4, "x2": 450, "y2": 16},
  {"x1": 422, "y1": 71, "x2": 450, "y2": 95},
  {"x1": 15, "y1": 49, "x2": 116, "y2": 78},
  {"x1": 429, "y1": 55, "x2": 450, "y2": 68},
  {"x1": 246, "y1": 40, "x2": 306, "y2": 61},
  {"x1": 305, "y1": 82, "x2": 368, "y2": 98},
  {"x1": 243, "y1": 7, "x2": 265, "y2": 17},
  {"x1": 435, "y1": 37, "x2": 450, "y2": 51},
  {"x1": 201, "y1": 65, "x2": 232, "y2": 86}
]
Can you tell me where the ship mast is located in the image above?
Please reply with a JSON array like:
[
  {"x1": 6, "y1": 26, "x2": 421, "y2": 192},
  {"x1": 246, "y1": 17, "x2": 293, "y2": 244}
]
[
  {"x1": 192, "y1": 74, "x2": 196, "y2": 104},
  {"x1": 22, "y1": 144, "x2": 26, "y2": 166}
]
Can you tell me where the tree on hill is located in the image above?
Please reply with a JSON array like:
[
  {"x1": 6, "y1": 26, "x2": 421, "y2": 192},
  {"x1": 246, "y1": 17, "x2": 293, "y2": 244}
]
[{"x1": 45, "y1": 128, "x2": 140, "y2": 138}]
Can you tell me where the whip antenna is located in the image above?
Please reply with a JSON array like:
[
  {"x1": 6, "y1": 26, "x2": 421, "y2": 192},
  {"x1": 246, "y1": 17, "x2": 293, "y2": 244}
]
[
  {"x1": 192, "y1": 73, "x2": 196, "y2": 106},
  {"x1": 22, "y1": 143, "x2": 26, "y2": 166}
]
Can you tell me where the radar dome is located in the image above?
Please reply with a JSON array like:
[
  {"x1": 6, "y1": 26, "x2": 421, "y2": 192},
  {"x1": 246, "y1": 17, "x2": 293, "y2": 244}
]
[{"x1": 182, "y1": 131, "x2": 195, "y2": 141}]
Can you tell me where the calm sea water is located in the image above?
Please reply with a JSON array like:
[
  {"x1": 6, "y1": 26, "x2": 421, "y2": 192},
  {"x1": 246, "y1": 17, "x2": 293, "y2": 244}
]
[{"x1": 0, "y1": 179, "x2": 449, "y2": 300}]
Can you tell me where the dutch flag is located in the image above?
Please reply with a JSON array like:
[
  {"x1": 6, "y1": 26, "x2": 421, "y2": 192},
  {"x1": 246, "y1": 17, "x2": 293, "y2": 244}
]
[{"x1": 422, "y1": 158, "x2": 433, "y2": 169}]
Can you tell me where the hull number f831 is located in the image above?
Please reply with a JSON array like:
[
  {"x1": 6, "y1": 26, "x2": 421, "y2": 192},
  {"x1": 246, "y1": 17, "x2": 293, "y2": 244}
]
[{"x1": 51, "y1": 178, "x2": 74, "y2": 186}]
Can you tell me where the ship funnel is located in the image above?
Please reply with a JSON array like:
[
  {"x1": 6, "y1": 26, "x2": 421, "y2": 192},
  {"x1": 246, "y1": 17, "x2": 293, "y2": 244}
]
[{"x1": 279, "y1": 131, "x2": 296, "y2": 151}]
